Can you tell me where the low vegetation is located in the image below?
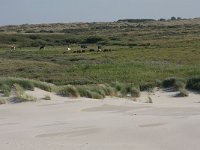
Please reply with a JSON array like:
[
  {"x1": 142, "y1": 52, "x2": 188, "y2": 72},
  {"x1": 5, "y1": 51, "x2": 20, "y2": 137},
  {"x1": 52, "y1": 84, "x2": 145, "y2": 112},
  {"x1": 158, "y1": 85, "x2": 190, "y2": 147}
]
[
  {"x1": 176, "y1": 88, "x2": 189, "y2": 97},
  {"x1": 57, "y1": 85, "x2": 80, "y2": 98},
  {"x1": 0, "y1": 77, "x2": 54, "y2": 97},
  {"x1": 186, "y1": 76, "x2": 200, "y2": 91},
  {"x1": 0, "y1": 19, "x2": 199, "y2": 100},
  {"x1": 0, "y1": 98, "x2": 6, "y2": 104},
  {"x1": 162, "y1": 77, "x2": 187, "y2": 90},
  {"x1": 146, "y1": 96, "x2": 153, "y2": 103},
  {"x1": 10, "y1": 84, "x2": 37, "y2": 103},
  {"x1": 43, "y1": 95, "x2": 51, "y2": 100},
  {"x1": 0, "y1": 76, "x2": 199, "y2": 101}
]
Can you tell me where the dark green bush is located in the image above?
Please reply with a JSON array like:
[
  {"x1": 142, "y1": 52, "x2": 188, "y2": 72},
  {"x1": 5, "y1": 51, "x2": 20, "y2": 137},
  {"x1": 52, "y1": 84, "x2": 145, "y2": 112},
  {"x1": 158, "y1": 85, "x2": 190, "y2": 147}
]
[
  {"x1": 186, "y1": 77, "x2": 200, "y2": 91},
  {"x1": 162, "y1": 78, "x2": 176, "y2": 88},
  {"x1": 162, "y1": 77, "x2": 186, "y2": 91},
  {"x1": 140, "y1": 82, "x2": 156, "y2": 91},
  {"x1": 84, "y1": 36, "x2": 104, "y2": 44}
]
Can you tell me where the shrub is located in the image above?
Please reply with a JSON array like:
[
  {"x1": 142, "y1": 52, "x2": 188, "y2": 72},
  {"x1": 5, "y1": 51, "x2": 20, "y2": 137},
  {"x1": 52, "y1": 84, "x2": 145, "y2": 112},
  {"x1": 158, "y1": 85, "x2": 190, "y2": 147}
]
[
  {"x1": 130, "y1": 87, "x2": 140, "y2": 97},
  {"x1": 140, "y1": 82, "x2": 156, "y2": 91},
  {"x1": 140, "y1": 80, "x2": 162, "y2": 91},
  {"x1": 174, "y1": 80, "x2": 186, "y2": 90},
  {"x1": 112, "y1": 81, "x2": 124, "y2": 91},
  {"x1": 119, "y1": 86, "x2": 128, "y2": 97},
  {"x1": 162, "y1": 77, "x2": 186, "y2": 90},
  {"x1": 186, "y1": 76, "x2": 200, "y2": 91},
  {"x1": 84, "y1": 36, "x2": 104, "y2": 44},
  {"x1": 162, "y1": 77, "x2": 176, "y2": 88}
]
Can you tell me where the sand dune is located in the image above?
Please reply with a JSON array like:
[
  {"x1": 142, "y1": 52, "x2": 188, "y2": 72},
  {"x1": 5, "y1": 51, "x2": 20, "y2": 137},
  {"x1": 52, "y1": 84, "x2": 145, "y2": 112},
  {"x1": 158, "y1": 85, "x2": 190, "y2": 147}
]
[{"x1": 0, "y1": 88, "x2": 200, "y2": 150}]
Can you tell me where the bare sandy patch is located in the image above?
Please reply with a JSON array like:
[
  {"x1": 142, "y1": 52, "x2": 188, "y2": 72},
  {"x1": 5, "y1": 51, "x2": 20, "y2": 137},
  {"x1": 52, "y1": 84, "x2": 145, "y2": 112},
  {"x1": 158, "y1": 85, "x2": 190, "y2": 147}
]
[{"x1": 0, "y1": 88, "x2": 200, "y2": 150}]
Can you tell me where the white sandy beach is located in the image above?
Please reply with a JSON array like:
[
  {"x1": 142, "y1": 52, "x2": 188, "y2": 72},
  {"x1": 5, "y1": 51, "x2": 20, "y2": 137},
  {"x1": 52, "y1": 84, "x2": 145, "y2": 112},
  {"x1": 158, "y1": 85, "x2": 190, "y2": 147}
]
[{"x1": 0, "y1": 88, "x2": 200, "y2": 150}]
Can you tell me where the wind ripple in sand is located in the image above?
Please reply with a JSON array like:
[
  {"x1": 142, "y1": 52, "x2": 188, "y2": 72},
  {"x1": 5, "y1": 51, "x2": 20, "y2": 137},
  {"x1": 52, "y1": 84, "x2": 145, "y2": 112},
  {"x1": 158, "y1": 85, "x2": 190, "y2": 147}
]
[
  {"x1": 139, "y1": 122, "x2": 167, "y2": 128},
  {"x1": 82, "y1": 104, "x2": 150, "y2": 112},
  {"x1": 36, "y1": 127, "x2": 101, "y2": 138},
  {"x1": 37, "y1": 101, "x2": 79, "y2": 107},
  {"x1": 0, "y1": 122, "x2": 19, "y2": 126},
  {"x1": 35, "y1": 122, "x2": 70, "y2": 128}
]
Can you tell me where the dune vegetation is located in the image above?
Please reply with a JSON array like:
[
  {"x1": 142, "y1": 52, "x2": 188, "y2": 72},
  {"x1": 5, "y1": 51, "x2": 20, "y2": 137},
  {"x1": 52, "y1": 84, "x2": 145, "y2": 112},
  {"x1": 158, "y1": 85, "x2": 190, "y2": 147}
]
[{"x1": 0, "y1": 18, "x2": 200, "y2": 100}]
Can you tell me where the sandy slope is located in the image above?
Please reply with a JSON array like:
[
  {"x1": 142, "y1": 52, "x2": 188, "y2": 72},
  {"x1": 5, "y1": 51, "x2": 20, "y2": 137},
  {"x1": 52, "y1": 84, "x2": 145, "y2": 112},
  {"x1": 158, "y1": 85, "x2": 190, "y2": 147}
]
[{"x1": 0, "y1": 88, "x2": 200, "y2": 150}]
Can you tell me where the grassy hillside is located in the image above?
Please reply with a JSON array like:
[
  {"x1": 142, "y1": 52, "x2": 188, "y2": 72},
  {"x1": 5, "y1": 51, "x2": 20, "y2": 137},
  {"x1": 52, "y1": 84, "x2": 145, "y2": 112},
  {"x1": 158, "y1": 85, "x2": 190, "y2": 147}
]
[{"x1": 0, "y1": 19, "x2": 200, "y2": 86}]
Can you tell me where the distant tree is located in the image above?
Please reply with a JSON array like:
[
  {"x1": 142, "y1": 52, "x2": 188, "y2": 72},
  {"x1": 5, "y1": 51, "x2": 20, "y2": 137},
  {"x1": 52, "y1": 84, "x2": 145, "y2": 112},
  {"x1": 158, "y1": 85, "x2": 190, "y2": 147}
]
[
  {"x1": 159, "y1": 18, "x2": 166, "y2": 21},
  {"x1": 177, "y1": 17, "x2": 182, "y2": 20},
  {"x1": 171, "y1": 17, "x2": 177, "y2": 20}
]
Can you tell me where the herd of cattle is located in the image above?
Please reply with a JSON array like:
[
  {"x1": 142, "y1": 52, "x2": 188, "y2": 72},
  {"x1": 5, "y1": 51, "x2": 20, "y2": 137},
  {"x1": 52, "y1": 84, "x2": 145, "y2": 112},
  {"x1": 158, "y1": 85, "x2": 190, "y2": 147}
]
[
  {"x1": 10, "y1": 45, "x2": 112, "y2": 54},
  {"x1": 65, "y1": 45, "x2": 112, "y2": 54}
]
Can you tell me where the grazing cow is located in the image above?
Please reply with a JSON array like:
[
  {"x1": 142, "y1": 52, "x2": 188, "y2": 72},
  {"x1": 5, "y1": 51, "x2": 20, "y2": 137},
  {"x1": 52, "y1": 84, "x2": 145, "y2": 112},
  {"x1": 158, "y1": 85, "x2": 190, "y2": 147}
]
[
  {"x1": 10, "y1": 45, "x2": 16, "y2": 52},
  {"x1": 63, "y1": 47, "x2": 71, "y2": 54},
  {"x1": 103, "y1": 49, "x2": 109, "y2": 52},
  {"x1": 39, "y1": 45, "x2": 45, "y2": 50},
  {"x1": 77, "y1": 49, "x2": 82, "y2": 53},
  {"x1": 89, "y1": 49, "x2": 95, "y2": 52},
  {"x1": 73, "y1": 49, "x2": 82, "y2": 53},
  {"x1": 97, "y1": 45, "x2": 102, "y2": 52},
  {"x1": 103, "y1": 48, "x2": 112, "y2": 52},
  {"x1": 80, "y1": 45, "x2": 87, "y2": 49}
]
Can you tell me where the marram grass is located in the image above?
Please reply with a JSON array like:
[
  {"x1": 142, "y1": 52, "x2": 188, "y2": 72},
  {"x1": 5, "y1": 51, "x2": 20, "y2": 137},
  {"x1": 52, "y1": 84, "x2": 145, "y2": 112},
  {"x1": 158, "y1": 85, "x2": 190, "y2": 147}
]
[{"x1": 0, "y1": 77, "x2": 199, "y2": 101}]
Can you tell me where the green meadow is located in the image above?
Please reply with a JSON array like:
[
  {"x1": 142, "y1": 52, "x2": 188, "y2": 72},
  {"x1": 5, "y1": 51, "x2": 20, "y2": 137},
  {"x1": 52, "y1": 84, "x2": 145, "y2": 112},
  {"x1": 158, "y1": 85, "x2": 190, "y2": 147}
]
[{"x1": 0, "y1": 19, "x2": 200, "y2": 87}]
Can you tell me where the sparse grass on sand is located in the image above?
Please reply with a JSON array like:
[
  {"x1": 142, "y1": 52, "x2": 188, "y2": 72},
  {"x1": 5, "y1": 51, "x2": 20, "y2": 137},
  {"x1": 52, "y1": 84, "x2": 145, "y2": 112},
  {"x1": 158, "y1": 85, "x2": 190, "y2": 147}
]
[
  {"x1": 176, "y1": 88, "x2": 189, "y2": 97},
  {"x1": 0, "y1": 77, "x2": 54, "y2": 97},
  {"x1": 43, "y1": 95, "x2": 51, "y2": 100},
  {"x1": 0, "y1": 76, "x2": 199, "y2": 101},
  {"x1": 9, "y1": 83, "x2": 37, "y2": 103}
]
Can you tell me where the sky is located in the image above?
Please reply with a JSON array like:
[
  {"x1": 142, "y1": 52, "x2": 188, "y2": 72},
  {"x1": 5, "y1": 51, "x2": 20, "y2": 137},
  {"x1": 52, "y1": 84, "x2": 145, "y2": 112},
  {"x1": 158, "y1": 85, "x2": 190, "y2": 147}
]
[{"x1": 0, "y1": 0, "x2": 199, "y2": 25}]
